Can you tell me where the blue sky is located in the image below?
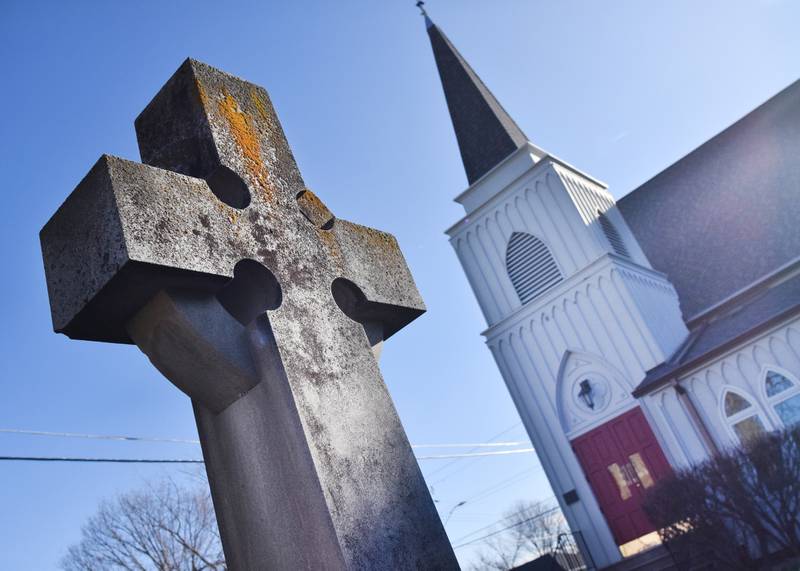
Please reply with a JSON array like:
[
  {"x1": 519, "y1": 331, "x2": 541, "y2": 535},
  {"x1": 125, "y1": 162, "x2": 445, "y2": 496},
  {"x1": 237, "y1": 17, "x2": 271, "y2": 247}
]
[{"x1": 1, "y1": 1, "x2": 799, "y2": 568}]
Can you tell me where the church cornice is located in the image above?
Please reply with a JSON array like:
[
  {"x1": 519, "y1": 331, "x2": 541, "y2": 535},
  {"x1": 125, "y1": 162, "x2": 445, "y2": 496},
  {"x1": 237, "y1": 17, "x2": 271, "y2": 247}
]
[
  {"x1": 633, "y1": 266, "x2": 800, "y2": 397},
  {"x1": 686, "y1": 256, "x2": 800, "y2": 326},
  {"x1": 482, "y1": 253, "x2": 675, "y2": 342},
  {"x1": 446, "y1": 148, "x2": 608, "y2": 238}
]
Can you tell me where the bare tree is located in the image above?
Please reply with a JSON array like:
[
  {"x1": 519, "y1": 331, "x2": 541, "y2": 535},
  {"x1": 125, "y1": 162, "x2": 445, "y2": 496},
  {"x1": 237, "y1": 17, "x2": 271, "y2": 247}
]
[
  {"x1": 644, "y1": 426, "x2": 800, "y2": 569},
  {"x1": 472, "y1": 500, "x2": 567, "y2": 570},
  {"x1": 62, "y1": 479, "x2": 225, "y2": 571}
]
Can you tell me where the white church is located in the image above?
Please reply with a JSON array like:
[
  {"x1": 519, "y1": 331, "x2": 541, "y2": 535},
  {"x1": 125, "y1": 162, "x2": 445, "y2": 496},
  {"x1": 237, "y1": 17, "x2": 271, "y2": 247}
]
[{"x1": 421, "y1": 12, "x2": 800, "y2": 568}]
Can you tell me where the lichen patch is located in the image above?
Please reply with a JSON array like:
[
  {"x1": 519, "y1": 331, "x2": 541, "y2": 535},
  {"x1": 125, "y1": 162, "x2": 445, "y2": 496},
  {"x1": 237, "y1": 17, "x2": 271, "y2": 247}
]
[
  {"x1": 218, "y1": 90, "x2": 262, "y2": 172},
  {"x1": 250, "y1": 87, "x2": 271, "y2": 123},
  {"x1": 216, "y1": 89, "x2": 278, "y2": 204},
  {"x1": 195, "y1": 78, "x2": 208, "y2": 108}
]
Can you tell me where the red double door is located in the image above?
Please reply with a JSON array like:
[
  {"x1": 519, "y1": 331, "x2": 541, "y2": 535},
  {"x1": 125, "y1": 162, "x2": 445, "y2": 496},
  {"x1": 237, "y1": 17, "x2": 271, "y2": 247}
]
[{"x1": 571, "y1": 407, "x2": 673, "y2": 546}]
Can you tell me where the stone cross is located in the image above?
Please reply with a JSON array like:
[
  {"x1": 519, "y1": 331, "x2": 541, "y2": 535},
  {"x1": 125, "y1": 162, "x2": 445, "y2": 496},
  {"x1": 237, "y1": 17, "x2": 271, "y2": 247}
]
[{"x1": 40, "y1": 59, "x2": 459, "y2": 570}]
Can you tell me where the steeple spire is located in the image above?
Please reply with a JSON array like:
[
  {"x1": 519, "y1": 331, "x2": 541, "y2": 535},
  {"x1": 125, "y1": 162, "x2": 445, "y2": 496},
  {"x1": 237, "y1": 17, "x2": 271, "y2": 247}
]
[
  {"x1": 422, "y1": 11, "x2": 528, "y2": 184},
  {"x1": 415, "y1": 1, "x2": 433, "y2": 29}
]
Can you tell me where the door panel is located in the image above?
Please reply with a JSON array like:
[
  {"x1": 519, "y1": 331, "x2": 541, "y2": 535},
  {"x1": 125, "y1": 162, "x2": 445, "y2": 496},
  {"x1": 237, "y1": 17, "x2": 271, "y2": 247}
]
[{"x1": 571, "y1": 407, "x2": 673, "y2": 546}]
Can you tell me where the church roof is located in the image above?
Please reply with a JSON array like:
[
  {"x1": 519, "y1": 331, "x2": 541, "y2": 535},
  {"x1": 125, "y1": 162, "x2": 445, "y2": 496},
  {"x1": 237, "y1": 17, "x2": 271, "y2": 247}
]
[
  {"x1": 425, "y1": 17, "x2": 528, "y2": 184},
  {"x1": 633, "y1": 271, "x2": 800, "y2": 396},
  {"x1": 618, "y1": 78, "x2": 800, "y2": 321}
]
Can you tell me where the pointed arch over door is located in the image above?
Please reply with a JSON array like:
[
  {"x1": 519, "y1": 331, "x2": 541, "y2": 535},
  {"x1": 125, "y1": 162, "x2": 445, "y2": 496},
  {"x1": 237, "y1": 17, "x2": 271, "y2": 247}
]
[
  {"x1": 556, "y1": 350, "x2": 634, "y2": 437},
  {"x1": 505, "y1": 232, "x2": 562, "y2": 305}
]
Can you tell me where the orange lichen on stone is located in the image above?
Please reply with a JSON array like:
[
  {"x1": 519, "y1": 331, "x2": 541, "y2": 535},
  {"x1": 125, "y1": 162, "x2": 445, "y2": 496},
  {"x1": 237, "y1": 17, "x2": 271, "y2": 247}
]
[
  {"x1": 250, "y1": 87, "x2": 271, "y2": 123},
  {"x1": 217, "y1": 89, "x2": 275, "y2": 202},
  {"x1": 297, "y1": 189, "x2": 334, "y2": 229},
  {"x1": 218, "y1": 90, "x2": 262, "y2": 172},
  {"x1": 317, "y1": 225, "x2": 342, "y2": 260}
]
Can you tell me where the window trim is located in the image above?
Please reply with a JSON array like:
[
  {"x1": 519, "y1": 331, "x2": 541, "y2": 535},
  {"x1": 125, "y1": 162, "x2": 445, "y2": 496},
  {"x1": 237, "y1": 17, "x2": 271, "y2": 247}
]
[
  {"x1": 720, "y1": 386, "x2": 770, "y2": 445},
  {"x1": 760, "y1": 365, "x2": 800, "y2": 429}
]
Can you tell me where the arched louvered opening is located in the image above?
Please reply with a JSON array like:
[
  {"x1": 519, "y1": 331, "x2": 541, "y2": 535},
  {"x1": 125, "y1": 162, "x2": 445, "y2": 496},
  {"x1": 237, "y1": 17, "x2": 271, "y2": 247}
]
[
  {"x1": 598, "y1": 210, "x2": 630, "y2": 258},
  {"x1": 506, "y1": 232, "x2": 563, "y2": 305}
]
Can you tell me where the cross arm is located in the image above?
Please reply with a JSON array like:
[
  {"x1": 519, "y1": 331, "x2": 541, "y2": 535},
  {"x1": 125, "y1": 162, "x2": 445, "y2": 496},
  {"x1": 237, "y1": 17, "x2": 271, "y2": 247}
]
[
  {"x1": 330, "y1": 219, "x2": 426, "y2": 339},
  {"x1": 126, "y1": 289, "x2": 259, "y2": 413},
  {"x1": 40, "y1": 155, "x2": 252, "y2": 344}
]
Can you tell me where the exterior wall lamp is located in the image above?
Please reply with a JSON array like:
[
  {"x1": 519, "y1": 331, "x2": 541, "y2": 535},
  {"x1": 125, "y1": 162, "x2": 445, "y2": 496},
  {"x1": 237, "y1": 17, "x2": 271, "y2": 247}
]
[{"x1": 579, "y1": 379, "x2": 595, "y2": 410}]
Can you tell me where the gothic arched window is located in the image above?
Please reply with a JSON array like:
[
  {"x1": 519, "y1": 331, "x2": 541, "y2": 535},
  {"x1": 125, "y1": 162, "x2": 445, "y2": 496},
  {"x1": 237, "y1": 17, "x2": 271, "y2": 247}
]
[
  {"x1": 505, "y1": 232, "x2": 563, "y2": 305},
  {"x1": 598, "y1": 211, "x2": 630, "y2": 258},
  {"x1": 764, "y1": 369, "x2": 800, "y2": 428},
  {"x1": 723, "y1": 390, "x2": 766, "y2": 444}
]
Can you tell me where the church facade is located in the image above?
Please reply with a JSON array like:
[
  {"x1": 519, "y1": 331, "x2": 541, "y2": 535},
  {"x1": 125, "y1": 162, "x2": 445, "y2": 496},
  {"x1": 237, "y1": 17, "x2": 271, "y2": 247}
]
[{"x1": 423, "y1": 14, "x2": 800, "y2": 568}]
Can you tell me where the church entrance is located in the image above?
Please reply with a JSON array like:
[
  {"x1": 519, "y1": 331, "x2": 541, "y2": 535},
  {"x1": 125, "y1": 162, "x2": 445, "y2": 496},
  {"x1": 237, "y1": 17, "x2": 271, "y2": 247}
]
[{"x1": 571, "y1": 407, "x2": 673, "y2": 547}]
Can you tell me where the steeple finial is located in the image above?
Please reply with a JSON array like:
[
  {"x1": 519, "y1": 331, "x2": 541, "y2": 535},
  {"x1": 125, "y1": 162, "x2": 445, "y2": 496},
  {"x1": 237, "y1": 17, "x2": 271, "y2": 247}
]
[
  {"x1": 423, "y1": 16, "x2": 528, "y2": 184},
  {"x1": 416, "y1": 1, "x2": 434, "y2": 29}
]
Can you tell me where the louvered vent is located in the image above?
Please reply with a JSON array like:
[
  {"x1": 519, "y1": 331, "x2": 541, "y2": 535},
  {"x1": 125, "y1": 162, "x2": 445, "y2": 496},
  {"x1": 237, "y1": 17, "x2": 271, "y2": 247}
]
[
  {"x1": 506, "y1": 232, "x2": 563, "y2": 305},
  {"x1": 598, "y1": 211, "x2": 630, "y2": 258}
]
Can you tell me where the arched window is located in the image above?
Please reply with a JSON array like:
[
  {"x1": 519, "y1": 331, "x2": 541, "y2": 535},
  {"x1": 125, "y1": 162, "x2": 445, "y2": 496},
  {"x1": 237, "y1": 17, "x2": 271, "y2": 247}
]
[
  {"x1": 598, "y1": 211, "x2": 630, "y2": 258},
  {"x1": 723, "y1": 390, "x2": 766, "y2": 444},
  {"x1": 764, "y1": 370, "x2": 800, "y2": 428},
  {"x1": 505, "y1": 232, "x2": 563, "y2": 305}
]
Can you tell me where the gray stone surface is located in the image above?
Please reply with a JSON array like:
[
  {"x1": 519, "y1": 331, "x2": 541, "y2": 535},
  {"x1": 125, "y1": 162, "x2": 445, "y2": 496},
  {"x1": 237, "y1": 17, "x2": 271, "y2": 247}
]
[{"x1": 40, "y1": 58, "x2": 458, "y2": 570}]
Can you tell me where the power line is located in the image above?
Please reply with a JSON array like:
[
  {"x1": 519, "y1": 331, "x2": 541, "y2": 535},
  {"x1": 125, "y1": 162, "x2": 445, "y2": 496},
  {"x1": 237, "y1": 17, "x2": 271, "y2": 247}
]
[
  {"x1": 465, "y1": 472, "x2": 539, "y2": 506},
  {"x1": 417, "y1": 448, "x2": 533, "y2": 460},
  {"x1": 0, "y1": 428, "x2": 200, "y2": 444},
  {"x1": 0, "y1": 426, "x2": 534, "y2": 461},
  {"x1": 457, "y1": 460, "x2": 550, "y2": 508},
  {"x1": 459, "y1": 467, "x2": 536, "y2": 504},
  {"x1": 412, "y1": 442, "x2": 526, "y2": 449},
  {"x1": 433, "y1": 468, "x2": 539, "y2": 523},
  {"x1": 0, "y1": 449, "x2": 533, "y2": 464},
  {"x1": 427, "y1": 422, "x2": 524, "y2": 482},
  {"x1": 451, "y1": 495, "x2": 557, "y2": 545},
  {"x1": 453, "y1": 506, "x2": 561, "y2": 550},
  {"x1": 0, "y1": 428, "x2": 526, "y2": 450},
  {"x1": 0, "y1": 456, "x2": 203, "y2": 464}
]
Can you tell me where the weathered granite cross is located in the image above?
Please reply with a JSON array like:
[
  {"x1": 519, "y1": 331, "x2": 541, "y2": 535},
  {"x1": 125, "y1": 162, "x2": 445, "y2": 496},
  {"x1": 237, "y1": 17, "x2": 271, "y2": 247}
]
[{"x1": 40, "y1": 59, "x2": 459, "y2": 570}]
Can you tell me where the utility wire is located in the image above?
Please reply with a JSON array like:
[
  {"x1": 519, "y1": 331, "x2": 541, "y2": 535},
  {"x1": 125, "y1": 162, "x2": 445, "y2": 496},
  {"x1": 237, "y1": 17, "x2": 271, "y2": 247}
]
[
  {"x1": 413, "y1": 442, "x2": 525, "y2": 449},
  {"x1": 464, "y1": 472, "x2": 538, "y2": 506},
  {"x1": 451, "y1": 495, "x2": 557, "y2": 544},
  {"x1": 426, "y1": 422, "x2": 523, "y2": 481},
  {"x1": 435, "y1": 469, "x2": 538, "y2": 526},
  {"x1": 416, "y1": 448, "x2": 533, "y2": 460},
  {"x1": 0, "y1": 428, "x2": 526, "y2": 450},
  {"x1": 428, "y1": 422, "x2": 522, "y2": 484},
  {"x1": 433, "y1": 468, "x2": 540, "y2": 523},
  {"x1": 452, "y1": 506, "x2": 561, "y2": 550},
  {"x1": 0, "y1": 428, "x2": 201, "y2": 444},
  {"x1": 0, "y1": 456, "x2": 203, "y2": 464},
  {"x1": 0, "y1": 449, "x2": 534, "y2": 463},
  {"x1": 459, "y1": 467, "x2": 536, "y2": 504}
]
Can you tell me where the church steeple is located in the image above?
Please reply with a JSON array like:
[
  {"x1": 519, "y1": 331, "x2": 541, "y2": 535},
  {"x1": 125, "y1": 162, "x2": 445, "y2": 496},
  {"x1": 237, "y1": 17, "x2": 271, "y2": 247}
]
[{"x1": 424, "y1": 13, "x2": 528, "y2": 184}]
